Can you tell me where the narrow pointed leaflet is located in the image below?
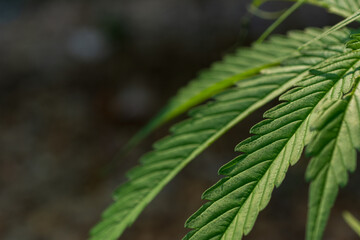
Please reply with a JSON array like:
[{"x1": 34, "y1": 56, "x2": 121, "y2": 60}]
[
  {"x1": 305, "y1": 59, "x2": 360, "y2": 239},
  {"x1": 184, "y1": 45, "x2": 360, "y2": 240},
  {"x1": 90, "y1": 28, "x2": 350, "y2": 240}
]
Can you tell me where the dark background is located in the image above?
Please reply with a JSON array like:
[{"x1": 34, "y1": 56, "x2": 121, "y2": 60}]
[{"x1": 0, "y1": 0, "x2": 359, "y2": 239}]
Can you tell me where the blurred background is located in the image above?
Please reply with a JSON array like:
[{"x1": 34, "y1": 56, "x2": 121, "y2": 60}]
[{"x1": 0, "y1": 0, "x2": 359, "y2": 239}]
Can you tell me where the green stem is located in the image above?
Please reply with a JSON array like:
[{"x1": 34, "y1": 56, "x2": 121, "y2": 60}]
[
  {"x1": 256, "y1": 0, "x2": 305, "y2": 44},
  {"x1": 343, "y1": 211, "x2": 360, "y2": 236}
]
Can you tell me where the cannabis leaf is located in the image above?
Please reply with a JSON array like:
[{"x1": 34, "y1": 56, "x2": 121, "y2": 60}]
[
  {"x1": 310, "y1": 0, "x2": 360, "y2": 18},
  {"x1": 89, "y1": 28, "x2": 350, "y2": 240},
  {"x1": 305, "y1": 73, "x2": 360, "y2": 240},
  {"x1": 184, "y1": 48, "x2": 360, "y2": 240}
]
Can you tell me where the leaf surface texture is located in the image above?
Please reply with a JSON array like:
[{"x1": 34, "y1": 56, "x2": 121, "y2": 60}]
[
  {"x1": 305, "y1": 72, "x2": 360, "y2": 240},
  {"x1": 184, "y1": 45, "x2": 360, "y2": 240}
]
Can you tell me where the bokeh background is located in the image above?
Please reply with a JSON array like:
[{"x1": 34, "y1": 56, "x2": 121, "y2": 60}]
[{"x1": 0, "y1": 0, "x2": 359, "y2": 239}]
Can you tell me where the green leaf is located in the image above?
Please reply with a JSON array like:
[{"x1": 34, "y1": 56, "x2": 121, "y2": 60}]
[
  {"x1": 90, "y1": 28, "x2": 350, "y2": 240},
  {"x1": 299, "y1": 9, "x2": 360, "y2": 50},
  {"x1": 305, "y1": 75, "x2": 360, "y2": 240},
  {"x1": 183, "y1": 49, "x2": 360, "y2": 240},
  {"x1": 280, "y1": 1, "x2": 360, "y2": 19},
  {"x1": 310, "y1": 0, "x2": 360, "y2": 18},
  {"x1": 123, "y1": 25, "x2": 345, "y2": 152},
  {"x1": 343, "y1": 211, "x2": 360, "y2": 236}
]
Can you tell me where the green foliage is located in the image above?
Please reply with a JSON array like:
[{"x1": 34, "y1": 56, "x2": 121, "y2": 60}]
[
  {"x1": 305, "y1": 78, "x2": 360, "y2": 239},
  {"x1": 310, "y1": 0, "x2": 360, "y2": 18},
  {"x1": 91, "y1": 1, "x2": 360, "y2": 240},
  {"x1": 184, "y1": 47, "x2": 360, "y2": 240},
  {"x1": 90, "y1": 28, "x2": 350, "y2": 240},
  {"x1": 346, "y1": 33, "x2": 360, "y2": 49}
]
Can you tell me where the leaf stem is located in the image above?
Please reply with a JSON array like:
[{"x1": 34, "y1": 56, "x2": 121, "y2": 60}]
[
  {"x1": 343, "y1": 211, "x2": 360, "y2": 236},
  {"x1": 256, "y1": 0, "x2": 305, "y2": 44}
]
